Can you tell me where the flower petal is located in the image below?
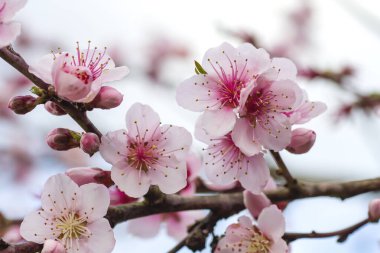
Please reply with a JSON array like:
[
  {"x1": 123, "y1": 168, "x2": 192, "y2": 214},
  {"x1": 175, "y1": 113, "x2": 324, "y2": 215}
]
[
  {"x1": 20, "y1": 211, "x2": 55, "y2": 244},
  {"x1": 125, "y1": 103, "x2": 160, "y2": 141},
  {"x1": 111, "y1": 160, "x2": 151, "y2": 198},
  {"x1": 0, "y1": 22, "x2": 21, "y2": 48},
  {"x1": 29, "y1": 54, "x2": 55, "y2": 84},
  {"x1": 198, "y1": 108, "x2": 236, "y2": 137},
  {"x1": 231, "y1": 118, "x2": 261, "y2": 156},
  {"x1": 270, "y1": 239, "x2": 288, "y2": 253},
  {"x1": 243, "y1": 190, "x2": 271, "y2": 219},
  {"x1": 78, "y1": 183, "x2": 110, "y2": 222},
  {"x1": 149, "y1": 161, "x2": 187, "y2": 194},
  {"x1": 99, "y1": 129, "x2": 128, "y2": 165},
  {"x1": 258, "y1": 205, "x2": 285, "y2": 240},
  {"x1": 101, "y1": 66, "x2": 129, "y2": 83},
  {"x1": 271, "y1": 57, "x2": 297, "y2": 80},
  {"x1": 0, "y1": 0, "x2": 27, "y2": 22},
  {"x1": 127, "y1": 215, "x2": 162, "y2": 238},
  {"x1": 84, "y1": 218, "x2": 115, "y2": 253},
  {"x1": 237, "y1": 154, "x2": 269, "y2": 194}
]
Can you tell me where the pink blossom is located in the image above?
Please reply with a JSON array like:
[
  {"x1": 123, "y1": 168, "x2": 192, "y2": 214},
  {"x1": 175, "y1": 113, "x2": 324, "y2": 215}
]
[
  {"x1": 99, "y1": 103, "x2": 192, "y2": 197},
  {"x1": 202, "y1": 132, "x2": 269, "y2": 194},
  {"x1": 89, "y1": 86, "x2": 123, "y2": 109},
  {"x1": 8, "y1": 95, "x2": 37, "y2": 114},
  {"x1": 215, "y1": 205, "x2": 287, "y2": 253},
  {"x1": 46, "y1": 128, "x2": 80, "y2": 151},
  {"x1": 176, "y1": 42, "x2": 271, "y2": 137},
  {"x1": 29, "y1": 42, "x2": 129, "y2": 103},
  {"x1": 44, "y1": 101, "x2": 66, "y2": 116},
  {"x1": 41, "y1": 240, "x2": 65, "y2": 253},
  {"x1": 109, "y1": 186, "x2": 137, "y2": 206},
  {"x1": 128, "y1": 211, "x2": 203, "y2": 240},
  {"x1": 286, "y1": 94, "x2": 327, "y2": 125},
  {"x1": 286, "y1": 128, "x2": 316, "y2": 154},
  {"x1": 0, "y1": 0, "x2": 26, "y2": 48},
  {"x1": 20, "y1": 174, "x2": 115, "y2": 253},
  {"x1": 235, "y1": 69, "x2": 304, "y2": 152},
  {"x1": 65, "y1": 167, "x2": 106, "y2": 186}
]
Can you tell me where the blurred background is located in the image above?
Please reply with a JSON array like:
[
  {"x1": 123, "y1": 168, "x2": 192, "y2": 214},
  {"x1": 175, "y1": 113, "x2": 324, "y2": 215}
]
[{"x1": 1, "y1": 0, "x2": 380, "y2": 252}]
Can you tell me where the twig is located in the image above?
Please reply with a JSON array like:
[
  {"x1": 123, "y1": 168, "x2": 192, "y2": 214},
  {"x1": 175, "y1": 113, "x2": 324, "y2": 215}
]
[
  {"x1": 284, "y1": 218, "x2": 370, "y2": 243},
  {"x1": 270, "y1": 151, "x2": 298, "y2": 189},
  {"x1": 0, "y1": 46, "x2": 102, "y2": 137}
]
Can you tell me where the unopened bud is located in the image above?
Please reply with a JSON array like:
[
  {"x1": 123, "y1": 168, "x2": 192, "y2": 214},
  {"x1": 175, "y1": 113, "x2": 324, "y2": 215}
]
[
  {"x1": 286, "y1": 128, "x2": 316, "y2": 154},
  {"x1": 80, "y1": 132, "x2": 100, "y2": 156},
  {"x1": 109, "y1": 186, "x2": 137, "y2": 205},
  {"x1": 41, "y1": 240, "x2": 65, "y2": 253},
  {"x1": 8, "y1": 95, "x2": 37, "y2": 114},
  {"x1": 90, "y1": 86, "x2": 123, "y2": 109},
  {"x1": 47, "y1": 128, "x2": 80, "y2": 151},
  {"x1": 369, "y1": 199, "x2": 380, "y2": 222},
  {"x1": 44, "y1": 101, "x2": 66, "y2": 116},
  {"x1": 66, "y1": 167, "x2": 111, "y2": 186}
]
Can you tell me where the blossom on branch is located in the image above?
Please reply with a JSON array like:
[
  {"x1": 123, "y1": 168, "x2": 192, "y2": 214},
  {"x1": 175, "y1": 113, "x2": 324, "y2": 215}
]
[
  {"x1": 100, "y1": 103, "x2": 192, "y2": 197},
  {"x1": 29, "y1": 41, "x2": 129, "y2": 103},
  {"x1": 215, "y1": 205, "x2": 287, "y2": 253},
  {"x1": 0, "y1": 0, "x2": 26, "y2": 48},
  {"x1": 20, "y1": 174, "x2": 115, "y2": 253}
]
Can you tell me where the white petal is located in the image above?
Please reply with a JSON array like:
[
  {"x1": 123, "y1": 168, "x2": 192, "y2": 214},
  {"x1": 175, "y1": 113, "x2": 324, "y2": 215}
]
[
  {"x1": 0, "y1": 22, "x2": 20, "y2": 48},
  {"x1": 28, "y1": 53, "x2": 55, "y2": 84},
  {"x1": 125, "y1": 103, "x2": 160, "y2": 141},
  {"x1": 84, "y1": 218, "x2": 115, "y2": 253},
  {"x1": 231, "y1": 118, "x2": 261, "y2": 156},
  {"x1": 20, "y1": 211, "x2": 55, "y2": 243},
  {"x1": 237, "y1": 154, "x2": 269, "y2": 194},
  {"x1": 271, "y1": 57, "x2": 297, "y2": 80},
  {"x1": 78, "y1": 183, "x2": 110, "y2": 222},
  {"x1": 258, "y1": 205, "x2": 285, "y2": 240},
  {"x1": 198, "y1": 109, "x2": 236, "y2": 137},
  {"x1": 101, "y1": 66, "x2": 129, "y2": 83},
  {"x1": 150, "y1": 161, "x2": 187, "y2": 194},
  {"x1": 99, "y1": 129, "x2": 128, "y2": 165}
]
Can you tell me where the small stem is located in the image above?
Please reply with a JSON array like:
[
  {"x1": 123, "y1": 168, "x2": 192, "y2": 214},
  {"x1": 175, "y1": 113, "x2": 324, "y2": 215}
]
[
  {"x1": 284, "y1": 218, "x2": 370, "y2": 243},
  {"x1": 270, "y1": 150, "x2": 297, "y2": 189}
]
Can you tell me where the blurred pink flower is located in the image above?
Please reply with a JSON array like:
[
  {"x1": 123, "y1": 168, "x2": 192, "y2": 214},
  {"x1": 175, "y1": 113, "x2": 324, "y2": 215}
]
[
  {"x1": 100, "y1": 103, "x2": 192, "y2": 197},
  {"x1": 89, "y1": 86, "x2": 123, "y2": 109},
  {"x1": 215, "y1": 205, "x2": 287, "y2": 253},
  {"x1": 202, "y1": 133, "x2": 269, "y2": 194},
  {"x1": 20, "y1": 174, "x2": 115, "y2": 253},
  {"x1": 128, "y1": 211, "x2": 203, "y2": 241},
  {"x1": 0, "y1": 0, "x2": 26, "y2": 48},
  {"x1": 29, "y1": 42, "x2": 129, "y2": 103},
  {"x1": 177, "y1": 42, "x2": 271, "y2": 137},
  {"x1": 286, "y1": 128, "x2": 316, "y2": 154},
  {"x1": 180, "y1": 153, "x2": 201, "y2": 195}
]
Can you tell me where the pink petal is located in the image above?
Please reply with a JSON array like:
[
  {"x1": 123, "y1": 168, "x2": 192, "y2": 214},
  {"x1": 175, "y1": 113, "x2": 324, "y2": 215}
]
[
  {"x1": 258, "y1": 205, "x2": 285, "y2": 241},
  {"x1": 231, "y1": 118, "x2": 261, "y2": 156},
  {"x1": 101, "y1": 66, "x2": 129, "y2": 83},
  {"x1": 125, "y1": 103, "x2": 161, "y2": 141},
  {"x1": 201, "y1": 42, "x2": 238, "y2": 75},
  {"x1": 255, "y1": 113, "x2": 292, "y2": 151},
  {"x1": 290, "y1": 101, "x2": 327, "y2": 124},
  {"x1": 0, "y1": 0, "x2": 27, "y2": 22},
  {"x1": 237, "y1": 154, "x2": 269, "y2": 194},
  {"x1": 155, "y1": 124, "x2": 192, "y2": 161},
  {"x1": 186, "y1": 153, "x2": 202, "y2": 181},
  {"x1": 176, "y1": 74, "x2": 219, "y2": 112},
  {"x1": 271, "y1": 58, "x2": 297, "y2": 80},
  {"x1": 166, "y1": 211, "x2": 202, "y2": 241},
  {"x1": 204, "y1": 155, "x2": 238, "y2": 186},
  {"x1": 198, "y1": 108, "x2": 236, "y2": 137},
  {"x1": 270, "y1": 239, "x2": 288, "y2": 253},
  {"x1": 270, "y1": 79, "x2": 303, "y2": 111},
  {"x1": 111, "y1": 160, "x2": 151, "y2": 198},
  {"x1": 99, "y1": 129, "x2": 128, "y2": 165},
  {"x1": 237, "y1": 43, "x2": 271, "y2": 75},
  {"x1": 20, "y1": 211, "x2": 55, "y2": 243},
  {"x1": 149, "y1": 161, "x2": 187, "y2": 194},
  {"x1": 237, "y1": 215, "x2": 253, "y2": 229},
  {"x1": 194, "y1": 116, "x2": 213, "y2": 144},
  {"x1": 0, "y1": 22, "x2": 21, "y2": 48},
  {"x1": 78, "y1": 183, "x2": 110, "y2": 222},
  {"x1": 243, "y1": 190, "x2": 271, "y2": 219},
  {"x1": 41, "y1": 174, "x2": 81, "y2": 214},
  {"x1": 127, "y1": 215, "x2": 162, "y2": 238},
  {"x1": 29, "y1": 54, "x2": 55, "y2": 84},
  {"x1": 41, "y1": 240, "x2": 65, "y2": 253},
  {"x1": 85, "y1": 218, "x2": 115, "y2": 253}
]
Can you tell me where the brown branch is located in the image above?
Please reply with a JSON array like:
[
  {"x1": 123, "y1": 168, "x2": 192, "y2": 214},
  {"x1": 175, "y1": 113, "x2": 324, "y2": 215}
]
[
  {"x1": 0, "y1": 46, "x2": 102, "y2": 137},
  {"x1": 270, "y1": 151, "x2": 298, "y2": 189},
  {"x1": 284, "y1": 218, "x2": 370, "y2": 243}
]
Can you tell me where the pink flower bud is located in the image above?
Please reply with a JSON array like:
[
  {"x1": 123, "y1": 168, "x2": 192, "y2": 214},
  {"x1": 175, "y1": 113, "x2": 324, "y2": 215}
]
[
  {"x1": 65, "y1": 167, "x2": 104, "y2": 186},
  {"x1": 8, "y1": 95, "x2": 37, "y2": 114},
  {"x1": 41, "y1": 240, "x2": 65, "y2": 253},
  {"x1": 109, "y1": 186, "x2": 137, "y2": 205},
  {"x1": 44, "y1": 101, "x2": 67, "y2": 116},
  {"x1": 286, "y1": 128, "x2": 316, "y2": 154},
  {"x1": 80, "y1": 132, "x2": 100, "y2": 156},
  {"x1": 369, "y1": 199, "x2": 380, "y2": 221},
  {"x1": 47, "y1": 128, "x2": 80, "y2": 151},
  {"x1": 89, "y1": 86, "x2": 123, "y2": 109}
]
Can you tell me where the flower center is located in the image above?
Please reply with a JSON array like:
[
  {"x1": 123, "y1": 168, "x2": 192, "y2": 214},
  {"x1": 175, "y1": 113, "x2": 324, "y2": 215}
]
[
  {"x1": 217, "y1": 78, "x2": 245, "y2": 108},
  {"x1": 56, "y1": 212, "x2": 89, "y2": 241},
  {"x1": 247, "y1": 230, "x2": 271, "y2": 253},
  {"x1": 245, "y1": 89, "x2": 274, "y2": 126},
  {"x1": 127, "y1": 141, "x2": 158, "y2": 172}
]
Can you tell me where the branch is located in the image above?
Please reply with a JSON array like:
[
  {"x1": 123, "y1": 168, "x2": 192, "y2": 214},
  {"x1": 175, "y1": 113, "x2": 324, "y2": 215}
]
[
  {"x1": 3, "y1": 176, "x2": 380, "y2": 252},
  {"x1": 270, "y1": 151, "x2": 298, "y2": 189},
  {"x1": 284, "y1": 218, "x2": 370, "y2": 243},
  {"x1": 0, "y1": 46, "x2": 102, "y2": 137}
]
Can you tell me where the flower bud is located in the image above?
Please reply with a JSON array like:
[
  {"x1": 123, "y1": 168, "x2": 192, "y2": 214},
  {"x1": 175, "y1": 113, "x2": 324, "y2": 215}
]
[
  {"x1": 369, "y1": 199, "x2": 380, "y2": 221},
  {"x1": 44, "y1": 101, "x2": 67, "y2": 116},
  {"x1": 89, "y1": 86, "x2": 123, "y2": 109},
  {"x1": 80, "y1": 132, "x2": 100, "y2": 156},
  {"x1": 109, "y1": 186, "x2": 137, "y2": 205},
  {"x1": 66, "y1": 167, "x2": 110, "y2": 186},
  {"x1": 8, "y1": 95, "x2": 37, "y2": 114},
  {"x1": 41, "y1": 240, "x2": 65, "y2": 253},
  {"x1": 47, "y1": 128, "x2": 80, "y2": 151},
  {"x1": 286, "y1": 128, "x2": 316, "y2": 154}
]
